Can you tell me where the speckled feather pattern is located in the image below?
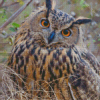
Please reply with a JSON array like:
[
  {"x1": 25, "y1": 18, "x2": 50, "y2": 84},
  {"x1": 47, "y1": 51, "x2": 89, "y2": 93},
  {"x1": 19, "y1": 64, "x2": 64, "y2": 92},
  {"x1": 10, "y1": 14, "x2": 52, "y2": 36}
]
[
  {"x1": 8, "y1": 32, "x2": 100, "y2": 99},
  {"x1": 8, "y1": 1, "x2": 100, "y2": 100}
]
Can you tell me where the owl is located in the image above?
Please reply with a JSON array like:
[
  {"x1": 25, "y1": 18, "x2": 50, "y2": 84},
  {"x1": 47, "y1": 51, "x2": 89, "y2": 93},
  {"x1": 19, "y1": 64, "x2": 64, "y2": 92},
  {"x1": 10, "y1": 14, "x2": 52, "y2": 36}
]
[{"x1": 8, "y1": 0, "x2": 100, "y2": 100}]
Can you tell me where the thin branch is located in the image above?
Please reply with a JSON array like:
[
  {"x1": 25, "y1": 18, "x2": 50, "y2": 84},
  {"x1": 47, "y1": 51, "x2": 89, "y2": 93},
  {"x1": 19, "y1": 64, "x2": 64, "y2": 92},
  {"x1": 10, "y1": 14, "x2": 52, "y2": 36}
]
[
  {"x1": 0, "y1": 42, "x2": 9, "y2": 44},
  {"x1": 0, "y1": 0, "x2": 33, "y2": 32},
  {"x1": 2, "y1": 2, "x2": 19, "y2": 8},
  {"x1": 0, "y1": 51, "x2": 11, "y2": 55},
  {"x1": 0, "y1": 32, "x2": 17, "y2": 38},
  {"x1": 0, "y1": 0, "x2": 4, "y2": 8}
]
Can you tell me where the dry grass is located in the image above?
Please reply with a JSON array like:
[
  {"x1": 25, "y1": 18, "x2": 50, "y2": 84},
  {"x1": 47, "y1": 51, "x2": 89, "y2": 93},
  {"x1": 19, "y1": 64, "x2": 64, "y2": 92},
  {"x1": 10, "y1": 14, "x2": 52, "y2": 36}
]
[
  {"x1": 0, "y1": 63, "x2": 100, "y2": 100},
  {"x1": 0, "y1": 64, "x2": 58, "y2": 100},
  {"x1": 0, "y1": 64, "x2": 30, "y2": 100}
]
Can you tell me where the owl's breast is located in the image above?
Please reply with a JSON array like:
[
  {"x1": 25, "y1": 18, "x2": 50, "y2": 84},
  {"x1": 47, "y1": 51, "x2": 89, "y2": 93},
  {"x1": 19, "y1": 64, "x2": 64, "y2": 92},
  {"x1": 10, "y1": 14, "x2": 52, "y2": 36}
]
[
  {"x1": 25, "y1": 43, "x2": 82, "y2": 82},
  {"x1": 8, "y1": 38, "x2": 100, "y2": 99},
  {"x1": 8, "y1": 37, "x2": 76, "y2": 80}
]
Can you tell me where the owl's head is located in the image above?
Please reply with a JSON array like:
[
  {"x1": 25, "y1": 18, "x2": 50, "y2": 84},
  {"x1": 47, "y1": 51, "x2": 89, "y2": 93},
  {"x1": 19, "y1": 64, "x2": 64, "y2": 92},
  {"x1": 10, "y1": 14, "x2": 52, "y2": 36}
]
[{"x1": 21, "y1": 0, "x2": 91, "y2": 47}]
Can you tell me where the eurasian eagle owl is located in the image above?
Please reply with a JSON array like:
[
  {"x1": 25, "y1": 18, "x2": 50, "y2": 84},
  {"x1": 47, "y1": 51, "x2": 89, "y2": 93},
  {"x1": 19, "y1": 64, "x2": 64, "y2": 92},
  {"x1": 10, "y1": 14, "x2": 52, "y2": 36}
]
[{"x1": 8, "y1": 0, "x2": 100, "y2": 99}]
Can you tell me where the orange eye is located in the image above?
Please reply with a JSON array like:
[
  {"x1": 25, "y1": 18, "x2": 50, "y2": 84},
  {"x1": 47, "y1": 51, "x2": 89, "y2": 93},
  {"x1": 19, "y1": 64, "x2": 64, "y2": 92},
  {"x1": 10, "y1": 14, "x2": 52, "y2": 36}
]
[
  {"x1": 61, "y1": 29, "x2": 71, "y2": 37},
  {"x1": 41, "y1": 19, "x2": 50, "y2": 28}
]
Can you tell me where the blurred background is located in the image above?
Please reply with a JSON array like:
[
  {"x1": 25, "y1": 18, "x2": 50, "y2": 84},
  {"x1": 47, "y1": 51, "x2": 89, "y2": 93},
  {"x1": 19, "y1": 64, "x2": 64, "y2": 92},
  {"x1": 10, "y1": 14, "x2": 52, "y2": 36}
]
[{"x1": 0, "y1": 0, "x2": 100, "y2": 63}]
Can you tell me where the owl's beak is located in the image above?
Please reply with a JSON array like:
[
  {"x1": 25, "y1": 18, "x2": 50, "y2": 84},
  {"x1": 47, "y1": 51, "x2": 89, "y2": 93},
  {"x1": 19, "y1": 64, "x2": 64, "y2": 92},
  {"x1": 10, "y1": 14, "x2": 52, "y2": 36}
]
[{"x1": 48, "y1": 31, "x2": 55, "y2": 44}]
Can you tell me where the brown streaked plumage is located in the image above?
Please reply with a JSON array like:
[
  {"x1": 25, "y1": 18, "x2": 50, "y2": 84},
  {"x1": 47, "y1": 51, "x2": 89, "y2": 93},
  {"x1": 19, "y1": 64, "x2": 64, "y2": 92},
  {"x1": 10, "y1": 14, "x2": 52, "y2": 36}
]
[{"x1": 8, "y1": 0, "x2": 100, "y2": 99}]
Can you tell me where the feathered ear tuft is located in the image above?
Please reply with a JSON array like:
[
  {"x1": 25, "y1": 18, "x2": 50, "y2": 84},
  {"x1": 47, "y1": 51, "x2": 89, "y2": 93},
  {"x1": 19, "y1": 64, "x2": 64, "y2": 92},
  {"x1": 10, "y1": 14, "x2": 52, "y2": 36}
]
[
  {"x1": 73, "y1": 17, "x2": 92, "y2": 25},
  {"x1": 45, "y1": 0, "x2": 56, "y2": 18}
]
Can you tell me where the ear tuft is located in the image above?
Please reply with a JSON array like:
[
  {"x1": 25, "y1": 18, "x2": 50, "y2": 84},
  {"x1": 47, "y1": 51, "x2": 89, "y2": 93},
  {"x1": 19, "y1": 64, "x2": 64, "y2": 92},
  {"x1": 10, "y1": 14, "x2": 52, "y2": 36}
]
[
  {"x1": 46, "y1": 0, "x2": 56, "y2": 10},
  {"x1": 46, "y1": 0, "x2": 56, "y2": 18},
  {"x1": 51, "y1": 0, "x2": 56, "y2": 10},
  {"x1": 73, "y1": 17, "x2": 92, "y2": 25}
]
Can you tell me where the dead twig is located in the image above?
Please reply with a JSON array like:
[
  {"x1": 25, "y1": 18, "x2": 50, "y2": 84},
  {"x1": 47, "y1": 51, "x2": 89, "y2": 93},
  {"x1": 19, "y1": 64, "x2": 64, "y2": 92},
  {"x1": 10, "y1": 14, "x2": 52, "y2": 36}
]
[
  {"x1": 0, "y1": 32, "x2": 17, "y2": 38},
  {"x1": 2, "y1": 2, "x2": 19, "y2": 8},
  {"x1": 0, "y1": 52, "x2": 11, "y2": 55},
  {"x1": 0, "y1": 0, "x2": 33, "y2": 32},
  {"x1": 0, "y1": 0, "x2": 4, "y2": 8}
]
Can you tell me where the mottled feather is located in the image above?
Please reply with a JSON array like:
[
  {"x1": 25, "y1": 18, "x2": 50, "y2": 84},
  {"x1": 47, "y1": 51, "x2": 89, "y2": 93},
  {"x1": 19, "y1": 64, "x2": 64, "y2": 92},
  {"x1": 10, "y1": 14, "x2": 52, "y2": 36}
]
[{"x1": 8, "y1": 0, "x2": 100, "y2": 99}]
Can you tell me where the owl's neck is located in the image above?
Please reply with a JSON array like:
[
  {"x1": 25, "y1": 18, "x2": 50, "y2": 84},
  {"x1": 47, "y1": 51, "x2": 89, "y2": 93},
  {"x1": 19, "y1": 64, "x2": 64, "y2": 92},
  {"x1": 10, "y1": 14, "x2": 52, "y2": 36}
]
[{"x1": 14, "y1": 30, "x2": 46, "y2": 48}]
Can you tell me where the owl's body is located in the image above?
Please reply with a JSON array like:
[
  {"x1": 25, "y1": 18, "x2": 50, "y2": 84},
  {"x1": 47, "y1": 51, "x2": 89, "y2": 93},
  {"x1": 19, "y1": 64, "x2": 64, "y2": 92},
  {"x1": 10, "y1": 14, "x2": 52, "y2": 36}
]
[{"x1": 8, "y1": 0, "x2": 100, "y2": 99}]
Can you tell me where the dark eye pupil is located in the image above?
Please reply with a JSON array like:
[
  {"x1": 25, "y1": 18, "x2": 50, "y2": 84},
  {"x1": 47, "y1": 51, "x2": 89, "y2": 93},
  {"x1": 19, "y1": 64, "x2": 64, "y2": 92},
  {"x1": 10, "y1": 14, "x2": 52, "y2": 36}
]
[
  {"x1": 64, "y1": 30, "x2": 68, "y2": 34},
  {"x1": 41, "y1": 19, "x2": 50, "y2": 27},
  {"x1": 44, "y1": 20, "x2": 49, "y2": 26}
]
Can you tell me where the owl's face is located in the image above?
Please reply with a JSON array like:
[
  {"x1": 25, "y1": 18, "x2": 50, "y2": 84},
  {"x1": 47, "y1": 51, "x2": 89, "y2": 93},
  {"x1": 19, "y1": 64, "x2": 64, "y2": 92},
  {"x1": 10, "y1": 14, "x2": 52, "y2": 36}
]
[{"x1": 29, "y1": 0, "x2": 91, "y2": 47}]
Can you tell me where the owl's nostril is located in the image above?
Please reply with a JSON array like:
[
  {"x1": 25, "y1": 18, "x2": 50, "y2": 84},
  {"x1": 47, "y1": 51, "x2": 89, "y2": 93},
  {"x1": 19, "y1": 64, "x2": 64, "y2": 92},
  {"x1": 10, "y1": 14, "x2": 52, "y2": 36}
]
[{"x1": 48, "y1": 31, "x2": 55, "y2": 44}]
